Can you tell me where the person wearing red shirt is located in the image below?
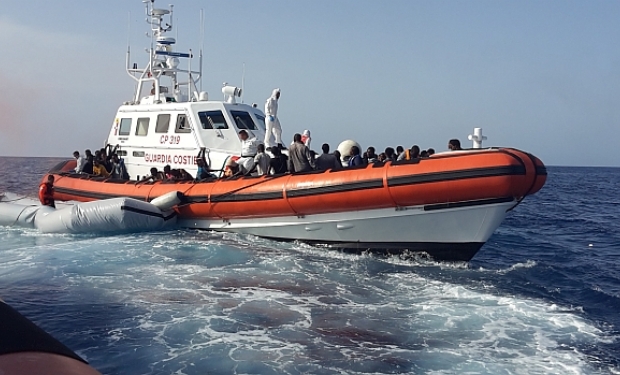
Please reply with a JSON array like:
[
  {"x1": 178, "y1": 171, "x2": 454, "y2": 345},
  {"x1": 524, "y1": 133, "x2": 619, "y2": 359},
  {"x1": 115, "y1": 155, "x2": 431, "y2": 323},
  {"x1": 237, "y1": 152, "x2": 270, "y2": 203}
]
[{"x1": 38, "y1": 175, "x2": 55, "y2": 208}]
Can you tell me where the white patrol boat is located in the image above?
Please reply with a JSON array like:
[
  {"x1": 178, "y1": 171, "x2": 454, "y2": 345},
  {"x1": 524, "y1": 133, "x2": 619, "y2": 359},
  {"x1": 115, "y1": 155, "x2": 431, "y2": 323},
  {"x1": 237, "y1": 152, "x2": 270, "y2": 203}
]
[{"x1": 39, "y1": 0, "x2": 547, "y2": 261}]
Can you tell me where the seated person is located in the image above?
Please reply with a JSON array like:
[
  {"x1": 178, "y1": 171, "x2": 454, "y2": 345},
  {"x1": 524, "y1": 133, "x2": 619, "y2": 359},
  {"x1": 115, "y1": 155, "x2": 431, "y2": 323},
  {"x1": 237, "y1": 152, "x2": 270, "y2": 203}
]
[
  {"x1": 110, "y1": 154, "x2": 128, "y2": 180},
  {"x1": 269, "y1": 147, "x2": 288, "y2": 174},
  {"x1": 195, "y1": 149, "x2": 216, "y2": 180},
  {"x1": 223, "y1": 159, "x2": 241, "y2": 178},
  {"x1": 92, "y1": 160, "x2": 110, "y2": 178},
  {"x1": 254, "y1": 144, "x2": 271, "y2": 176},
  {"x1": 397, "y1": 145, "x2": 420, "y2": 161},
  {"x1": 448, "y1": 139, "x2": 462, "y2": 151},
  {"x1": 237, "y1": 130, "x2": 258, "y2": 173},
  {"x1": 82, "y1": 155, "x2": 94, "y2": 174},
  {"x1": 139, "y1": 167, "x2": 164, "y2": 183},
  {"x1": 163, "y1": 165, "x2": 175, "y2": 180},
  {"x1": 178, "y1": 169, "x2": 193, "y2": 181},
  {"x1": 348, "y1": 146, "x2": 365, "y2": 167}
]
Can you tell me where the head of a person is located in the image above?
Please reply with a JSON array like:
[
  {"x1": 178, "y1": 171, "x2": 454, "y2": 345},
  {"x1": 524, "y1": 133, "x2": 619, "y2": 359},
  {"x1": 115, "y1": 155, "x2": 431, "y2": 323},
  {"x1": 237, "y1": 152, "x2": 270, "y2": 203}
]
[
  {"x1": 448, "y1": 139, "x2": 461, "y2": 150},
  {"x1": 275, "y1": 89, "x2": 281, "y2": 100},
  {"x1": 93, "y1": 159, "x2": 101, "y2": 166},
  {"x1": 367, "y1": 147, "x2": 375, "y2": 157},
  {"x1": 420, "y1": 150, "x2": 429, "y2": 158},
  {"x1": 47, "y1": 175, "x2": 55, "y2": 183},
  {"x1": 257, "y1": 144, "x2": 265, "y2": 153},
  {"x1": 238, "y1": 130, "x2": 249, "y2": 141},
  {"x1": 73, "y1": 151, "x2": 80, "y2": 159},
  {"x1": 163, "y1": 165, "x2": 171, "y2": 173},
  {"x1": 112, "y1": 154, "x2": 119, "y2": 163},
  {"x1": 226, "y1": 159, "x2": 239, "y2": 168},
  {"x1": 95, "y1": 150, "x2": 101, "y2": 159},
  {"x1": 350, "y1": 146, "x2": 360, "y2": 156},
  {"x1": 378, "y1": 153, "x2": 387, "y2": 162},
  {"x1": 321, "y1": 143, "x2": 330, "y2": 154},
  {"x1": 271, "y1": 147, "x2": 282, "y2": 156},
  {"x1": 293, "y1": 133, "x2": 302, "y2": 143},
  {"x1": 427, "y1": 148, "x2": 435, "y2": 156},
  {"x1": 396, "y1": 146, "x2": 404, "y2": 154},
  {"x1": 333, "y1": 150, "x2": 341, "y2": 160},
  {"x1": 150, "y1": 167, "x2": 158, "y2": 176},
  {"x1": 411, "y1": 145, "x2": 420, "y2": 158},
  {"x1": 303, "y1": 129, "x2": 310, "y2": 137},
  {"x1": 385, "y1": 147, "x2": 395, "y2": 157},
  {"x1": 197, "y1": 159, "x2": 204, "y2": 167},
  {"x1": 85, "y1": 149, "x2": 92, "y2": 157}
]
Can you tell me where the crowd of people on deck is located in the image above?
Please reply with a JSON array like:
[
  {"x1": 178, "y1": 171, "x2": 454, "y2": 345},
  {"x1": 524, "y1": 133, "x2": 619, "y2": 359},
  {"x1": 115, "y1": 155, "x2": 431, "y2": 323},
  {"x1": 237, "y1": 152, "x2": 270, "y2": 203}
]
[
  {"x1": 221, "y1": 130, "x2": 464, "y2": 178},
  {"x1": 67, "y1": 136, "x2": 463, "y2": 185},
  {"x1": 72, "y1": 147, "x2": 129, "y2": 180}
]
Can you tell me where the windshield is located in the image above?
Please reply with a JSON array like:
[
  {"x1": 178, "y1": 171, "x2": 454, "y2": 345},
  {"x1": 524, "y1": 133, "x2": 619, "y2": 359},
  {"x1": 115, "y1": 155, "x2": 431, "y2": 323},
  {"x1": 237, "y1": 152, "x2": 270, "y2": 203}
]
[
  {"x1": 254, "y1": 114, "x2": 266, "y2": 131},
  {"x1": 198, "y1": 110, "x2": 229, "y2": 130},
  {"x1": 230, "y1": 110, "x2": 258, "y2": 131}
]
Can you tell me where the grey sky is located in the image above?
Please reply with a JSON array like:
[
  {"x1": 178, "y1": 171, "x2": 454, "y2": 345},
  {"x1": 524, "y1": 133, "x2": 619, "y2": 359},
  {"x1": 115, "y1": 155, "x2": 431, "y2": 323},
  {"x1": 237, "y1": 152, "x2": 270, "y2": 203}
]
[{"x1": 1, "y1": 1, "x2": 619, "y2": 166}]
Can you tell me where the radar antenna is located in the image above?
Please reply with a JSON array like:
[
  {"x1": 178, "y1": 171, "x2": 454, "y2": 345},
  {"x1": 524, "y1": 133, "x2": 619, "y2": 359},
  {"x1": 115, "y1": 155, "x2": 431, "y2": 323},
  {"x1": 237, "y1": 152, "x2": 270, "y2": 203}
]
[{"x1": 124, "y1": 0, "x2": 204, "y2": 105}]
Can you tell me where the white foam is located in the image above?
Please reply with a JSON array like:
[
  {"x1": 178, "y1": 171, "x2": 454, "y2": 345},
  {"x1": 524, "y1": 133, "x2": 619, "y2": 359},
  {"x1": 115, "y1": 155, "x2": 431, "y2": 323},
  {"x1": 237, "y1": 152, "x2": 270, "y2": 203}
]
[{"x1": 0, "y1": 227, "x2": 616, "y2": 374}]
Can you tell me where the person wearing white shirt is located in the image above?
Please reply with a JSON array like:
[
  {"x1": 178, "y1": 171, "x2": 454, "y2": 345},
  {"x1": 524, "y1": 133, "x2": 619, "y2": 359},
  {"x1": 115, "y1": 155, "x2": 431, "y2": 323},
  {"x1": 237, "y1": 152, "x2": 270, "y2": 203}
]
[
  {"x1": 237, "y1": 130, "x2": 258, "y2": 174},
  {"x1": 254, "y1": 144, "x2": 271, "y2": 176},
  {"x1": 73, "y1": 151, "x2": 86, "y2": 173}
]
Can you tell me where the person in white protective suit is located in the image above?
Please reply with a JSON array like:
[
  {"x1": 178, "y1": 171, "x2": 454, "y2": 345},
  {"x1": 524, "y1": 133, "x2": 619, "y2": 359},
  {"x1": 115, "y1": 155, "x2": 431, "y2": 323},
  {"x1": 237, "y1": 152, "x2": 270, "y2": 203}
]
[{"x1": 264, "y1": 88, "x2": 283, "y2": 149}]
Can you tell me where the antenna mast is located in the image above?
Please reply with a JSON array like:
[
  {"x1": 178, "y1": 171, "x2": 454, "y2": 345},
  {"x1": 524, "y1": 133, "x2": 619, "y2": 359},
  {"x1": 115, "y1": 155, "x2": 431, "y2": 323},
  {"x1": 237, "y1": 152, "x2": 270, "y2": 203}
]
[{"x1": 124, "y1": 0, "x2": 203, "y2": 105}]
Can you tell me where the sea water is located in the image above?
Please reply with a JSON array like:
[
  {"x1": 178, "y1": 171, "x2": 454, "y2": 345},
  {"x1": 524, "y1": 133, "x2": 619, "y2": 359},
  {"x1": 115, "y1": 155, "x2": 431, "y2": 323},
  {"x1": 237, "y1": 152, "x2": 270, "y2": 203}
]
[{"x1": 0, "y1": 157, "x2": 618, "y2": 374}]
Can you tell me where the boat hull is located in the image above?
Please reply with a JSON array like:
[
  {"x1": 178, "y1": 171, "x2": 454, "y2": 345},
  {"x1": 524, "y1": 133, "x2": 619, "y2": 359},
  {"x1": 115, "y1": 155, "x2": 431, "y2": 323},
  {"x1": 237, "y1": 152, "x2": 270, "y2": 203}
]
[{"x1": 178, "y1": 198, "x2": 513, "y2": 261}]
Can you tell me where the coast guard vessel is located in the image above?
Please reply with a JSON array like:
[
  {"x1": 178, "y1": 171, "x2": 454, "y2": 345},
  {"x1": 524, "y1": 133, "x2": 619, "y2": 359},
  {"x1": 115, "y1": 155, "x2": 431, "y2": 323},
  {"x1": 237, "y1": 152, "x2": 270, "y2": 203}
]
[{"x1": 41, "y1": 0, "x2": 547, "y2": 261}]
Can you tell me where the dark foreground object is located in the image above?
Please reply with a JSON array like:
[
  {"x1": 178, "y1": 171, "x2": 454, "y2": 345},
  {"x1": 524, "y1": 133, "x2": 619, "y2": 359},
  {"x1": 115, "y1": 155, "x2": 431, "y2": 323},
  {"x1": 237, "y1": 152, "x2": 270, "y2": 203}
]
[{"x1": 0, "y1": 300, "x2": 101, "y2": 375}]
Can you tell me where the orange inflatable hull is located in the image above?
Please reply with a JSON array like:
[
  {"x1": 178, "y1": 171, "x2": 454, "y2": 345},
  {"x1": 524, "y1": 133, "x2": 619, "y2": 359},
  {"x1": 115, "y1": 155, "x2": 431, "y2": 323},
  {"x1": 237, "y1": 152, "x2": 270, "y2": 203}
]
[{"x1": 46, "y1": 148, "x2": 546, "y2": 220}]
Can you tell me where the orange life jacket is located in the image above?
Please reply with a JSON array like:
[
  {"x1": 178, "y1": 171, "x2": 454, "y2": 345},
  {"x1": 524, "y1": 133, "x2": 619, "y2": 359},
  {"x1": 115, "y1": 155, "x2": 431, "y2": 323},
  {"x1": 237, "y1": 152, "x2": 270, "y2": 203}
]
[
  {"x1": 38, "y1": 182, "x2": 54, "y2": 206},
  {"x1": 404, "y1": 149, "x2": 412, "y2": 160}
]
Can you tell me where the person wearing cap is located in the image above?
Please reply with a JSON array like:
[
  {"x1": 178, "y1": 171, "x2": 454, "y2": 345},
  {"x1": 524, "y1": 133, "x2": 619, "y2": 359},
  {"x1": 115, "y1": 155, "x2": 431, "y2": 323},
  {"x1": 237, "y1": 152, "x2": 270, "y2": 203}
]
[{"x1": 237, "y1": 130, "x2": 258, "y2": 174}]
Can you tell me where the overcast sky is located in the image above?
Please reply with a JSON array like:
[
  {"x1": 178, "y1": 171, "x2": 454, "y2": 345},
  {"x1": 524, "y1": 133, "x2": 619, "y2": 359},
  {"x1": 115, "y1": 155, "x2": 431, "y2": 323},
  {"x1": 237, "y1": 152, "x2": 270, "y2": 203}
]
[{"x1": 1, "y1": 1, "x2": 619, "y2": 166}]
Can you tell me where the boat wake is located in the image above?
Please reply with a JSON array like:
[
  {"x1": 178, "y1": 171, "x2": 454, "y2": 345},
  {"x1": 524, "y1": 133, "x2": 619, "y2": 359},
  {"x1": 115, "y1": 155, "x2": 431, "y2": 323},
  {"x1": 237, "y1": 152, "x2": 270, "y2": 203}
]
[{"x1": 0, "y1": 228, "x2": 616, "y2": 374}]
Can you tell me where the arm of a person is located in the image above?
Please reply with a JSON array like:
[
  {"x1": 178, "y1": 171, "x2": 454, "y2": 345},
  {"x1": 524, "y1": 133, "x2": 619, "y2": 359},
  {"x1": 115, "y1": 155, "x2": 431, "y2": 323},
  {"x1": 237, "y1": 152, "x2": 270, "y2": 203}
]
[
  {"x1": 288, "y1": 157, "x2": 295, "y2": 173},
  {"x1": 305, "y1": 148, "x2": 315, "y2": 169}
]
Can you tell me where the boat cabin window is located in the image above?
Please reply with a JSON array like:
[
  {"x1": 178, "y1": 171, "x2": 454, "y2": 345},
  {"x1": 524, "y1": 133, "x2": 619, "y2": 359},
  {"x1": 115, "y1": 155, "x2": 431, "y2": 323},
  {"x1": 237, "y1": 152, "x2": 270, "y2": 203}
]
[
  {"x1": 231, "y1": 111, "x2": 258, "y2": 130},
  {"x1": 155, "y1": 114, "x2": 171, "y2": 133},
  {"x1": 135, "y1": 117, "x2": 150, "y2": 136},
  {"x1": 175, "y1": 114, "x2": 191, "y2": 133},
  {"x1": 118, "y1": 118, "x2": 132, "y2": 136},
  {"x1": 198, "y1": 111, "x2": 228, "y2": 130},
  {"x1": 254, "y1": 114, "x2": 266, "y2": 132}
]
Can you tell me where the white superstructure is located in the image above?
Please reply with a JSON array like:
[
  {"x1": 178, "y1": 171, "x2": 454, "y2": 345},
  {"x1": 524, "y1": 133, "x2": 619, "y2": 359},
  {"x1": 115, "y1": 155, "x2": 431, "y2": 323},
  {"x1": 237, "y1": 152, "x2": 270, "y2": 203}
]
[{"x1": 106, "y1": 0, "x2": 266, "y2": 180}]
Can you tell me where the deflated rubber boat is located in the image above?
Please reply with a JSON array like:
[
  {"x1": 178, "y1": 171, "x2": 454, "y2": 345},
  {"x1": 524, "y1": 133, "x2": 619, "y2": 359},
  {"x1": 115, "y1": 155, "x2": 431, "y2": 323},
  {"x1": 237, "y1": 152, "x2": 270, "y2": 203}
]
[
  {"x1": 0, "y1": 192, "x2": 176, "y2": 234},
  {"x1": 24, "y1": 0, "x2": 546, "y2": 260}
]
